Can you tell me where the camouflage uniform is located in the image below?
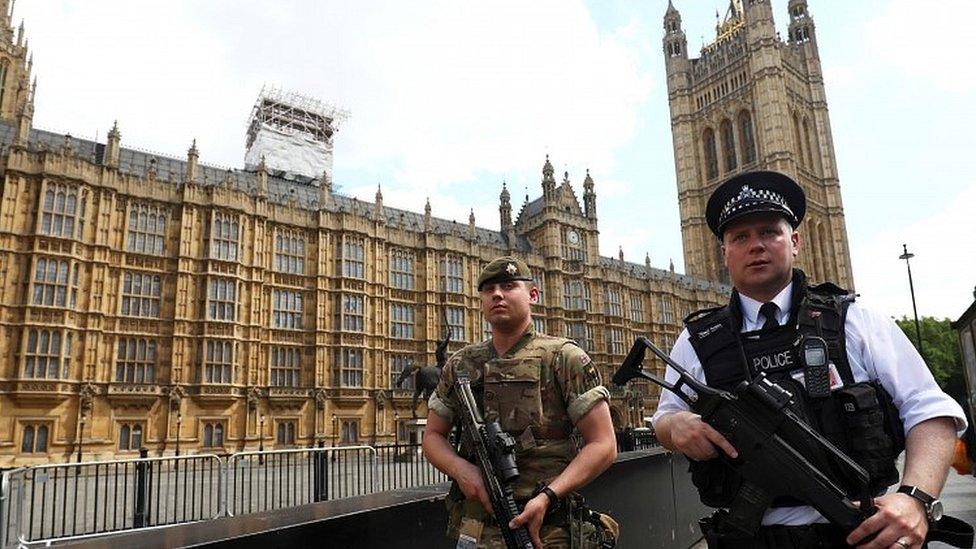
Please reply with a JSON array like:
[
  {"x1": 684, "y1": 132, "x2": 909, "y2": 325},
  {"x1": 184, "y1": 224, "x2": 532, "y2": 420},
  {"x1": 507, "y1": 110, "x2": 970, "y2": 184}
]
[{"x1": 428, "y1": 324, "x2": 611, "y2": 548}]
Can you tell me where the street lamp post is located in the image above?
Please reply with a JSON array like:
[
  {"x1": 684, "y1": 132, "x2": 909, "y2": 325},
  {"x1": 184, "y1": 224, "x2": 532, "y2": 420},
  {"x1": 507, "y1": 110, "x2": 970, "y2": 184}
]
[
  {"x1": 76, "y1": 410, "x2": 87, "y2": 467},
  {"x1": 175, "y1": 412, "x2": 182, "y2": 457},
  {"x1": 332, "y1": 413, "x2": 338, "y2": 462},
  {"x1": 899, "y1": 244, "x2": 924, "y2": 358},
  {"x1": 394, "y1": 411, "x2": 399, "y2": 457},
  {"x1": 259, "y1": 414, "x2": 265, "y2": 465}
]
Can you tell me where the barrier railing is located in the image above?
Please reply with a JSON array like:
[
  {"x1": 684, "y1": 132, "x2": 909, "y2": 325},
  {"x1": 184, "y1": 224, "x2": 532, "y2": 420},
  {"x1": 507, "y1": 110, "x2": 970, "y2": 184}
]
[
  {"x1": 0, "y1": 442, "x2": 438, "y2": 548},
  {"x1": 226, "y1": 445, "x2": 376, "y2": 516}
]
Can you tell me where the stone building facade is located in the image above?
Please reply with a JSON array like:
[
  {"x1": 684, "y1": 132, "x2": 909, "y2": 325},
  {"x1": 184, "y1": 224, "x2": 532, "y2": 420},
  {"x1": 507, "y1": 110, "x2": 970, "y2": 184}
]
[
  {"x1": 0, "y1": 4, "x2": 727, "y2": 466},
  {"x1": 664, "y1": 0, "x2": 854, "y2": 287}
]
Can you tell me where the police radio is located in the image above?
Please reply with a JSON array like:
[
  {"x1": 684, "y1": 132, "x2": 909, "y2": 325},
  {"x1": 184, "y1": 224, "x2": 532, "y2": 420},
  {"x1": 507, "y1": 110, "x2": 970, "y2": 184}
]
[{"x1": 800, "y1": 336, "x2": 831, "y2": 398}]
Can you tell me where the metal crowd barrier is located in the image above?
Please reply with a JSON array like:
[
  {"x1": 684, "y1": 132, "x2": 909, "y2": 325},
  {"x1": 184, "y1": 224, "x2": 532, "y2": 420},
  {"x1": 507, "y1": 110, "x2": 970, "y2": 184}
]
[{"x1": 0, "y1": 443, "x2": 438, "y2": 548}]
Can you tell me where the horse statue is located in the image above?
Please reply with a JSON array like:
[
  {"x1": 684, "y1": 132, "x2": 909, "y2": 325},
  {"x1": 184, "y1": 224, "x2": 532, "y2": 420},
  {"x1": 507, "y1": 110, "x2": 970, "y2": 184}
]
[{"x1": 395, "y1": 333, "x2": 451, "y2": 418}]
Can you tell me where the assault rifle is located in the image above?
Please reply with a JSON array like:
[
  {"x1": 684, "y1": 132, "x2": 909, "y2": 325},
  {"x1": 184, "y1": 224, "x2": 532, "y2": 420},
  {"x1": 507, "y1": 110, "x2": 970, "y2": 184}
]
[
  {"x1": 454, "y1": 376, "x2": 534, "y2": 549},
  {"x1": 613, "y1": 336, "x2": 873, "y2": 536}
]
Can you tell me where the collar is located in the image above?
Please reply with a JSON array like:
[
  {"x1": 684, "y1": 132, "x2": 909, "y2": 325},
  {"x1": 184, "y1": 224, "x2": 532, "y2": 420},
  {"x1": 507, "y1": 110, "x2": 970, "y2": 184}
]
[
  {"x1": 493, "y1": 323, "x2": 535, "y2": 358},
  {"x1": 739, "y1": 283, "x2": 793, "y2": 328}
]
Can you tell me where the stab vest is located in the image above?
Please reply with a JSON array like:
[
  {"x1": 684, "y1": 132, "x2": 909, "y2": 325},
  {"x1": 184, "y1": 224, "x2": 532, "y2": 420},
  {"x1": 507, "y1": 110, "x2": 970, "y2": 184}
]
[{"x1": 683, "y1": 270, "x2": 905, "y2": 509}]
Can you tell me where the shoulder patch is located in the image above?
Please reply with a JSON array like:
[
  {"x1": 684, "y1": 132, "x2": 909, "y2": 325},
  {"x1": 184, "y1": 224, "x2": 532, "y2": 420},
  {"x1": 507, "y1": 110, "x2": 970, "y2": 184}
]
[
  {"x1": 579, "y1": 352, "x2": 592, "y2": 367},
  {"x1": 684, "y1": 304, "x2": 725, "y2": 325}
]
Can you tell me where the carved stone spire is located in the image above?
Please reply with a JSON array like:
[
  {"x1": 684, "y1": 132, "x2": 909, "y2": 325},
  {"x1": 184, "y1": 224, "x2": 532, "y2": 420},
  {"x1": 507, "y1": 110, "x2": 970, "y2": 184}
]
[
  {"x1": 542, "y1": 154, "x2": 556, "y2": 201},
  {"x1": 256, "y1": 155, "x2": 268, "y2": 196},
  {"x1": 186, "y1": 139, "x2": 199, "y2": 183},
  {"x1": 424, "y1": 197, "x2": 432, "y2": 231},
  {"x1": 583, "y1": 169, "x2": 596, "y2": 219},
  {"x1": 103, "y1": 120, "x2": 120, "y2": 167},
  {"x1": 374, "y1": 184, "x2": 384, "y2": 218}
]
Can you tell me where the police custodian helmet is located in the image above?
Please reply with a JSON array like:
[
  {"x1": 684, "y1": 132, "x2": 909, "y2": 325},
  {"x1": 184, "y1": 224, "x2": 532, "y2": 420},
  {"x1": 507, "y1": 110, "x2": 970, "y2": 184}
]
[{"x1": 705, "y1": 170, "x2": 806, "y2": 238}]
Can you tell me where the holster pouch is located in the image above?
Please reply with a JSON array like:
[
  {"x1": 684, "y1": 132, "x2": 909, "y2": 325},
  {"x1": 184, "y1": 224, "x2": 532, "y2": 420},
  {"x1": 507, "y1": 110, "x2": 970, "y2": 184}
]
[
  {"x1": 568, "y1": 493, "x2": 618, "y2": 549},
  {"x1": 833, "y1": 382, "x2": 903, "y2": 492}
]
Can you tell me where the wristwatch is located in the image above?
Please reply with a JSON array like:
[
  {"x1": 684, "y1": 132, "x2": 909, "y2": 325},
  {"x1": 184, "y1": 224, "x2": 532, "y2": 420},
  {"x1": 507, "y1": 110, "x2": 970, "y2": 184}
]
[
  {"x1": 534, "y1": 485, "x2": 561, "y2": 511},
  {"x1": 897, "y1": 485, "x2": 944, "y2": 522}
]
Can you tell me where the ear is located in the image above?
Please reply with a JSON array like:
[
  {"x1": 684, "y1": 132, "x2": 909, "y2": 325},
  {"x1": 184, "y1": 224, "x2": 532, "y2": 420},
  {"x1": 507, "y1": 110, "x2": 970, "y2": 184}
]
[
  {"x1": 528, "y1": 284, "x2": 540, "y2": 304},
  {"x1": 791, "y1": 228, "x2": 800, "y2": 257}
]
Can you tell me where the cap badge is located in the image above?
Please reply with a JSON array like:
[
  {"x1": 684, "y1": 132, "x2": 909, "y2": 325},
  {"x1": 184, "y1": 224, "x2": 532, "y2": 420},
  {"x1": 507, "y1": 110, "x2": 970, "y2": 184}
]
[
  {"x1": 506, "y1": 263, "x2": 518, "y2": 276},
  {"x1": 737, "y1": 185, "x2": 757, "y2": 200}
]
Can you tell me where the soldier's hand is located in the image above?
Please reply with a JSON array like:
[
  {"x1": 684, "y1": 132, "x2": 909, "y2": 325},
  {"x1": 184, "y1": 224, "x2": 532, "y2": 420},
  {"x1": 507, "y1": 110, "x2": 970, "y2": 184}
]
[
  {"x1": 668, "y1": 411, "x2": 738, "y2": 461},
  {"x1": 509, "y1": 494, "x2": 547, "y2": 549},
  {"x1": 452, "y1": 460, "x2": 493, "y2": 514},
  {"x1": 846, "y1": 493, "x2": 928, "y2": 549}
]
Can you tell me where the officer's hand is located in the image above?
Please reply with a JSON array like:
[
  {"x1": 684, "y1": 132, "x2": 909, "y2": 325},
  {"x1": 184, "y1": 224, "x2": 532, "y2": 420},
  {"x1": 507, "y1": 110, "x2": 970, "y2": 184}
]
[
  {"x1": 846, "y1": 493, "x2": 928, "y2": 549},
  {"x1": 452, "y1": 460, "x2": 493, "y2": 514},
  {"x1": 509, "y1": 494, "x2": 547, "y2": 549},
  {"x1": 668, "y1": 411, "x2": 738, "y2": 461}
]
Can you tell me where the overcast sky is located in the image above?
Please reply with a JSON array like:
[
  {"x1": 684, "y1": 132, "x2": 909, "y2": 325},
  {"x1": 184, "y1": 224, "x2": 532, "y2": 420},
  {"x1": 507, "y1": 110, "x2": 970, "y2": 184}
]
[{"x1": 13, "y1": 0, "x2": 976, "y2": 320}]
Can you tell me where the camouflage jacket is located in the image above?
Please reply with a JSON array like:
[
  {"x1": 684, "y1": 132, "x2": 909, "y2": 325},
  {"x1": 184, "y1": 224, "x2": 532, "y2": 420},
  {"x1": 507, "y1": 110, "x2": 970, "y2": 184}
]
[{"x1": 429, "y1": 325, "x2": 610, "y2": 500}]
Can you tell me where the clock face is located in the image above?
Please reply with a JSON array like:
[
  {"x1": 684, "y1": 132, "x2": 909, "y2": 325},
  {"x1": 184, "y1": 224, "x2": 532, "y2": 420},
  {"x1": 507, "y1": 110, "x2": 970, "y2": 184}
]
[{"x1": 568, "y1": 230, "x2": 580, "y2": 245}]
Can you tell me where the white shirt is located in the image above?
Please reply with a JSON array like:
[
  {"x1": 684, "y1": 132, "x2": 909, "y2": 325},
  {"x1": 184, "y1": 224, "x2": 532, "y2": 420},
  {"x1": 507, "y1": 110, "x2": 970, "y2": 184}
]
[{"x1": 651, "y1": 281, "x2": 967, "y2": 526}]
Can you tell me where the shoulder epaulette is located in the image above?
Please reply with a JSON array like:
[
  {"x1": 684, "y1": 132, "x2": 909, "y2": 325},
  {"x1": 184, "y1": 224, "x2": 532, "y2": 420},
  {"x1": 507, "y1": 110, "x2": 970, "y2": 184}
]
[{"x1": 684, "y1": 304, "x2": 725, "y2": 325}]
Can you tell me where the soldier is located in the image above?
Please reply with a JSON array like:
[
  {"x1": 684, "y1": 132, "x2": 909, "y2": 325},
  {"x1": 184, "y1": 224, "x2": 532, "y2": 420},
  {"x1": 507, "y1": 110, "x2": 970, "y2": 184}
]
[
  {"x1": 652, "y1": 171, "x2": 967, "y2": 549},
  {"x1": 423, "y1": 256, "x2": 618, "y2": 548}
]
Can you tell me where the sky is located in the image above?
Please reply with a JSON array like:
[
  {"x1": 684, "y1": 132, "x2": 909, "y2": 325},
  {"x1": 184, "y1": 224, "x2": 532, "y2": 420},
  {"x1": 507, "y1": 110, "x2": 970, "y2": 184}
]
[{"x1": 11, "y1": 0, "x2": 976, "y2": 320}]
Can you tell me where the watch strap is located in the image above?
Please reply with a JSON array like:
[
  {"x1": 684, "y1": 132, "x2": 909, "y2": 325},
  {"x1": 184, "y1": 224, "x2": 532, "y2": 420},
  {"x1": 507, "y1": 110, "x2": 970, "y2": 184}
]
[
  {"x1": 897, "y1": 485, "x2": 939, "y2": 520},
  {"x1": 538, "y1": 485, "x2": 560, "y2": 510}
]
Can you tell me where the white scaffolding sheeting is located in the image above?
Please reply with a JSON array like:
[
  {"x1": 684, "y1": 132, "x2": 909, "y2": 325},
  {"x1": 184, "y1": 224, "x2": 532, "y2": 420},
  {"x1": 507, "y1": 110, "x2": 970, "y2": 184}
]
[{"x1": 244, "y1": 86, "x2": 350, "y2": 182}]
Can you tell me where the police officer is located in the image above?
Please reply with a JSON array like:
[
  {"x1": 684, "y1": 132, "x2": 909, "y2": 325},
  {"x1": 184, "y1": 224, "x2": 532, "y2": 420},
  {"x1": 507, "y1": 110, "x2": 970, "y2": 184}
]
[
  {"x1": 423, "y1": 256, "x2": 618, "y2": 548},
  {"x1": 651, "y1": 171, "x2": 966, "y2": 549}
]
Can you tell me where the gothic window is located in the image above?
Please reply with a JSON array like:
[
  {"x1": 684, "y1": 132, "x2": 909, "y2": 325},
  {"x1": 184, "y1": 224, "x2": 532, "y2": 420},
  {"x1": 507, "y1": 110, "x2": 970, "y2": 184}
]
[
  {"x1": 440, "y1": 255, "x2": 464, "y2": 293},
  {"x1": 721, "y1": 119, "x2": 737, "y2": 172},
  {"x1": 121, "y1": 271, "x2": 162, "y2": 318},
  {"x1": 703, "y1": 128, "x2": 719, "y2": 180},
  {"x1": 606, "y1": 328, "x2": 624, "y2": 356},
  {"x1": 563, "y1": 280, "x2": 590, "y2": 310},
  {"x1": 659, "y1": 296, "x2": 675, "y2": 324},
  {"x1": 793, "y1": 113, "x2": 805, "y2": 168},
  {"x1": 21, "y1": 424, "x2": 49, "y2": 453},
  {"x1": 533, "y1": 317, "x2": 545, "y2": 334},
  {"x1": 390, "y1": 355, "x2": 414, "y2": 390},
  {"x1": 482, "y1": 318, "x2": 493, "y2": 340},
  {"x1": 115, "y1": 338, "x2": 157, "y2": 383},
  {"x1": 40, "y1": 182, "x2": 86, "y2": 239},
  {"x1": 202, "y1": 423, "x2": 224, "y2": 447},
  {"x1": 274, "y1": 229, "x2": 306, "y2": 275},
  {"x1": 118, "y1": 423, "x2": 143, "y2": 451},
  {"x1": 566, "y1": 322, "x2": 586, "y2": 348},
  {"x1": 738, "y1": 110, "x2": 757, "y2": 164},
  {"x1": 337, "y1": 294, "x2": 365, "y2": 332},
  {"x1": 204, "y1": 340, "x2": 234, "y2": 384},
  {"x1": 605, "y1": 287, "x2": 623, "y2": 317},
  {"x1": 389, "y1": 249, "x2": 415, "y2": 290},
  {"x1": 0, "y1": 63, "x2": 7, "y2": 111},
  {"x1": 629, "y1": 294, "x2": 644, "y2": 323},
  {"x1": 32, "y1": 257, "x2": 73, "y2": 307},
  {"x1": 24, "y1": 329, "x2": 71, "y2": 379},
  {"x1": 270, "y1": 347, "x2": 301, "y2": 387},
  {"x1": 126, "y1": 203, "x2": 167, "y2": 255},
  {"x1": 442, "y1": 307, "x2": 466, "y2": 341},
  {"x1": 803, "y1": 117, "x2": 817, "y2": 170},
  {"x1": 276, "y1": 421, "x2": 296, "y2": 446},
  {"x1": 390, "y1": 303, "x2": 415, "y2": 339},
  {"x1": 341, "y1": 420, "x2": 360, "y2": 443},
  {"x1": 209, "y1": 212, "x2": 240, "y2": 261},
  {"x1": 208, "y1": 277, "x2": 238, "y2": 321},
  {"x1": 339, "y1": 236, "x2": 365, "y2": 279},
  {"x1": 333, "y1": 349, "x2": 364, "y2": 387},
  {"x1": 272, "y1": 289, "x2": 303, "y2": 329}
]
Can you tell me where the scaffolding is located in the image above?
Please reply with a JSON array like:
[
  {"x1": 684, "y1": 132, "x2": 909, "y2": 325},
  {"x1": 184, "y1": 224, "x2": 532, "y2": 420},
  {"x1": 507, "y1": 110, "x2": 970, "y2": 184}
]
[{"x1": 244, "y1": 86, "x2": 350, "y2": 181}]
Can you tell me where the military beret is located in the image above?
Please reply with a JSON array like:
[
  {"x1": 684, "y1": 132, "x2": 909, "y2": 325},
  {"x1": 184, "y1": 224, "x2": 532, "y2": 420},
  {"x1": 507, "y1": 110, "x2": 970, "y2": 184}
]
[
  {"x1": 705, "y1": 170, "x2": 806, "y2": 237},
  {"x1": 477, "y1": 256, "x2": 533, "y2": 291}
]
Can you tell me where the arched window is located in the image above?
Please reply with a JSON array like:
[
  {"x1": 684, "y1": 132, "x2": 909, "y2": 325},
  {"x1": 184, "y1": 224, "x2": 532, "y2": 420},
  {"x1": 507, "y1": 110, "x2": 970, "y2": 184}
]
[
  {"x1": 203, "y1": 424, "x2": 213, "y2": 448},
  {"x1": 131, "y1": 425, "x2": 143, "y2": 450},
  {"x1": 214, "y1": 424, "x2": 224, "y2": 446},
  {"x1": 818, "y1": 223, "x2": 831, "y2": 280},
  {"x1": 721, "y1": 119, "x2": 737, "y2": 172},
  {"x1": 36, "y1": 425, "x2": 48, "y2": 452},
  {"x1": 803, "y1": 117, "x2": 817, "y2": 171},
  {"x1": 277, "y1": 422, "x2": 286, "y2": 444},
  {"x1": 287, "y1": 422, "x2": 295, "y2": 444},
  {"x1": 120, "y1": 425, "x2": 131, "y2": 450},
  {"x1": 21, "y1": 425, "x2": 34, "y2": 453},
  {"x1": 703, "y1": 128, "x2": 719, "y2": 180},
  {"x1": 793, "y1": 113, "x2": 805, "y2": 168},
  {"x1": 738, "y1": 110, "x2": 757, "y2": 164}
]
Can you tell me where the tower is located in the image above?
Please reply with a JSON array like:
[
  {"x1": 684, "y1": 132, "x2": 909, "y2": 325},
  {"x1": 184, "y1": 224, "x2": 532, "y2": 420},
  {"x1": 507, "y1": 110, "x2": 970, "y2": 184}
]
[
  {"x1": 0, "y1": 0, "x2": 33, "y2": 125},
  {"x1": 664, "y1": 0, "x2": 853, "y2": 288}
]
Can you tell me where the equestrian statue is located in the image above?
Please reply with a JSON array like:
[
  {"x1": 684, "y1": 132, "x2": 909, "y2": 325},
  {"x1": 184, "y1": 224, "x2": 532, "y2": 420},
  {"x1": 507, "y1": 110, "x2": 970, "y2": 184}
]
[{"x1": 395, "y1": 332, "x2": 451, "y2": 418}]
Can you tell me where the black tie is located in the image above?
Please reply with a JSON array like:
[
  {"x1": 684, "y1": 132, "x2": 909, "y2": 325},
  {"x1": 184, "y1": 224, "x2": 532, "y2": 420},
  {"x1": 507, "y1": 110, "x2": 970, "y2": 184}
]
[{"x1": 759, "y1": 302, "x2": 779, "y2": 331}]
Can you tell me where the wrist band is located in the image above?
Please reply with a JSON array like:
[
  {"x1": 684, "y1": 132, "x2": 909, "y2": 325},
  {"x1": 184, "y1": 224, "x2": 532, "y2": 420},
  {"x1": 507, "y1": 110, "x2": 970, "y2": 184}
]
[{"x1": 540, "y1": 486, "x2": 559, "y2": 509}]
